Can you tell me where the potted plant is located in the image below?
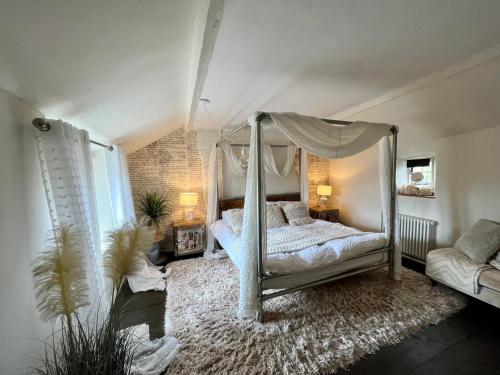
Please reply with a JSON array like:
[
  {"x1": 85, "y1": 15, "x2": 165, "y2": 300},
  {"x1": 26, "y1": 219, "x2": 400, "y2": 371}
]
[{"x1": 137, "y1": 191, "x2": 171, "y2": 238}]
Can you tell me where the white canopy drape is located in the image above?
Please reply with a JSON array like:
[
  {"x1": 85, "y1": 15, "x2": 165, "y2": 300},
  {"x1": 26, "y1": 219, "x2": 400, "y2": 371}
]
[
  {"x1": 238, "y1": 123, "x2": 267, "y2": 317},
  {"x1": 205, "y1": 141, "x2": 299, "y2": 253},
  {"x1": 219, "y1": 141, "x2": 245, "y2": 176},
  {"x1": 219, "y1": 141, "x2": 296, "y2": 177},
  {"x1": 300, "y1": 149, "x2": 308, "y2": 204},
  {"x1": 263, "y1": 144, "x2": 296, "y2": 177},
  {"x1": 268, "y1": 112, "x2": 394, "y2": 159},
  {"x1": 206, "y1": 144, "x2": 218, "y2": 253},
  {"x1": 236, "y1": 112, "x2": 399, "y2": 318}
]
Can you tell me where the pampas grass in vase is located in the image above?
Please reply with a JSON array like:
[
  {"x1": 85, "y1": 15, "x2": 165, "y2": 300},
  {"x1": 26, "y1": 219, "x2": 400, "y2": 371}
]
[
  {"x1": 32, "y1": 225, "x2": 89, "y2": 342},
  {"x1": 104, "y1": 221, "x2": 154, "y2": 310},
  {"x1": 31, "y1": 222, "x2": 154, "y2": 375}
]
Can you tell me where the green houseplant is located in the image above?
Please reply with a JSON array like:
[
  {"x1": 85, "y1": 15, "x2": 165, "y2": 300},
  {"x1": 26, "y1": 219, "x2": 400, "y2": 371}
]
[
  {"x1": 31, "y1": 223, "x2": 154, "y2": 374},
  {"x1": 137, "y1": 191, "x2": 171, "y2": 236}
]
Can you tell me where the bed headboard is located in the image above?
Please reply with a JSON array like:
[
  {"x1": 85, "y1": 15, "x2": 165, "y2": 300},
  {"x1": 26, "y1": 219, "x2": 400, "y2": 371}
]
[{"x1": 218, "y1": 192, "x2": 300, "y2": 218}]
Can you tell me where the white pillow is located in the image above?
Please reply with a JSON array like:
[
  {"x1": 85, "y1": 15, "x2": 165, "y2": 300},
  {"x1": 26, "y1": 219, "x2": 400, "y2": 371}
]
[
  {"x1": 222, "y1": 208, "x2": 244, "y2": 235},
  {"x1": 223, "y1": 204, "x2": 287, "y2": 234},
  {"x1": 454, "y1": 219, "x2": 500, "y2": 264},
  {"x1": 283, "y1": 202, "x2": 314, "y2": 226}
]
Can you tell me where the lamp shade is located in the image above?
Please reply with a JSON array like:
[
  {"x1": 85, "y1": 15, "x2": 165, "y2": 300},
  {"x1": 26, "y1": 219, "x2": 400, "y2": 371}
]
[
  {"x1": 316, "y1": 185, "x2": 332, "y2": 196},
  {"x1": 180, "y1": 192, "x2": 198, "y2": 206}
]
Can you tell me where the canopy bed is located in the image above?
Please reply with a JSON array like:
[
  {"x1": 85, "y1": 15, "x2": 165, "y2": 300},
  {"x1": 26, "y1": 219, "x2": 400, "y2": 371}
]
[{"x1": 205, "y1": 112, "x2": 400, "y2": 322}]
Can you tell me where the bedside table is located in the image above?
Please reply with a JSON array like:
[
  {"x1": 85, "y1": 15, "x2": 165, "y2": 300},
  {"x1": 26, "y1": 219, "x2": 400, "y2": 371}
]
[
  {"x1": 309, "y1": 206, "x2": 339, "y2": 223},
  {"x1": 172, "y1": 219, "x2": 205, "y2": 257}
]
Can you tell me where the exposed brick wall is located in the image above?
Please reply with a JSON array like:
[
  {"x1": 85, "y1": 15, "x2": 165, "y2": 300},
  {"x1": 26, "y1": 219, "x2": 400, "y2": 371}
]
[
  {"x1": 127, "y1": 127, "x2": 206, "y2": 250},
  {"x1": 127, "y1": 126, "x2": 330, "y2": 249},
  {"x1": 307, "y1": 154, "x2": 330, "y2": 207}
]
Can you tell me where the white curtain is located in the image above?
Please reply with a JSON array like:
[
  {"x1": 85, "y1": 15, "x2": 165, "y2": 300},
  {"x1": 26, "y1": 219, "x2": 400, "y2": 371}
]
[
  {"x1": 205, "y1": 144, "x2": 218, "y2": 253},
  {"x1": 238, "y1": 123, "x2": 267, "y2": 318},
  {"x1": 105, "y1": 145, "x2": 136, "y2": 226},
  {"x1": 35, "y1": 120, "x2": 106, "y2": 313},
  {"x1": 379, "y1": 137, "x2": 402, "y2": 280},
  {"x1": 300, "y1": 149, "x2": 308, "y2": 204}
]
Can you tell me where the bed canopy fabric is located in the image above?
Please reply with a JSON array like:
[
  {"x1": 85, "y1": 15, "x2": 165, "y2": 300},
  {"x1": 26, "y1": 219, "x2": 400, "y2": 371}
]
[
  {"x1": 206, "y1": 112, "x2": 400, "y2": 319},
  {"x1": 218, "y1": 141, "x2": 297, "y2": 177},
  {"x1": 205, "y1": 140, "x2": 302, "y2": 252}
]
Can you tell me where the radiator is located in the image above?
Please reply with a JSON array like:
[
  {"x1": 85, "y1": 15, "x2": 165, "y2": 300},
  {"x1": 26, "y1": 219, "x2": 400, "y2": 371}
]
[{"x1": 398, "y1": 214, "x2": 438, "y2": 263}]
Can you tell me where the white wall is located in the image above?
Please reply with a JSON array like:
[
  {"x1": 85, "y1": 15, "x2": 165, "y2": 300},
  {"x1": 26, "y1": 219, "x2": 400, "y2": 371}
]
[
  {"x1": 399, "y1": 126, "x2": 500, "y2": 246},
  {"x1": 329, "y1": 146, "x2": 382, "y2": 232},
  {"x1": 330, "y1": 126, "x2": 500, "y2": 247},
  {"x1": 329, "y1": 56, "x2": 500, "y2": 248},
  {"x1": 0, "y1": 89, "x2": 52, "y2": 374}
]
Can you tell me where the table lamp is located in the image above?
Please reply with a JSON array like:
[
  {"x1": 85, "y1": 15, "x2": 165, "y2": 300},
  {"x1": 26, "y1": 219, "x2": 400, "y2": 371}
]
[
  {"x1": 180, "y1": 192, "x2": 198, "y2": 221},
  {"x1": 317, "y1": 185, "x2": 332, "y2": 207}
]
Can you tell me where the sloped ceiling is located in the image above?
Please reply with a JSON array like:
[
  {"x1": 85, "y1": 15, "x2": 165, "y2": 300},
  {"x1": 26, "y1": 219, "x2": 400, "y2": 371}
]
[
  {"x1": 0, "y1": 0, "x2": 201, "y2": 148},
  {"x1": 0, "y1": 1, "x2": 499, "y2": 153},
  {"x1": 194, "y1": 0, "x2": 500, "y2": 136},
  {"x1": 340, "y1": 52, "x2": 500, "y2": 156}
]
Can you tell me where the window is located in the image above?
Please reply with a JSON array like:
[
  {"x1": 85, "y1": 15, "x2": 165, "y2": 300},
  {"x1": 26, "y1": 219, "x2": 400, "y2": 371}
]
[{"x1": 399, "y1": 157, "x2": 435, "y2": 197}]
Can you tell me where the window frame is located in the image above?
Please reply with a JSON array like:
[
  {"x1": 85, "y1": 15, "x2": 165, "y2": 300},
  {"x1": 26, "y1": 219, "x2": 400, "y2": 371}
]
[{"x1": 399, "y1": 156, "x2": 436, "y2": 198}]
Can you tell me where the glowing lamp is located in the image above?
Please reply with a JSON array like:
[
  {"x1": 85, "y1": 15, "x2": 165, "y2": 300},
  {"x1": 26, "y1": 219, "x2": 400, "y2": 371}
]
[
  {"x1": 180, "y1": 192, "x2": 198, "y2": 221},
  {"x1": 316, "y1": 185, "x2": 332, "y2": 207}
]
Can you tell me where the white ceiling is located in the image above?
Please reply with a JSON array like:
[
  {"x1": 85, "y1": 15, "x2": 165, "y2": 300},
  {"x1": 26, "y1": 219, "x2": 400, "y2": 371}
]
[
  {"x1": 342, "y1": 53, "x2": 500, "y2": 157},
  {"x1": 0, "y1": 1, "x2": 499, "y2": 152},
  {"x1": 194, "y1": 0, "x2": 500, "y2": 132},
  {"x1": 0, "y1": 0, "x2": 199, "y2": 145}
]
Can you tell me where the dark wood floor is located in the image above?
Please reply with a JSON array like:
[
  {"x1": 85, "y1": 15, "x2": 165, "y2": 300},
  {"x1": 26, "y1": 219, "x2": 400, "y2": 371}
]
[{"x1": 119, "y1": 258, "x2": 500, "y2": 374}]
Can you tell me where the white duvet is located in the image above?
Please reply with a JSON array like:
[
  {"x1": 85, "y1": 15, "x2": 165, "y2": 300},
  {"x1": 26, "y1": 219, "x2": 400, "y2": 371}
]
[{"x1": 211, "y1": 219, "x2": 387, "y2": 274}]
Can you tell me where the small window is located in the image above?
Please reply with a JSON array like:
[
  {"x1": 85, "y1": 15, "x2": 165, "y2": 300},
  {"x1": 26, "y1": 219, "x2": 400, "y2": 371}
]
[{"x1": 399, "y1": 157, "x2": 435, "y2": 197}]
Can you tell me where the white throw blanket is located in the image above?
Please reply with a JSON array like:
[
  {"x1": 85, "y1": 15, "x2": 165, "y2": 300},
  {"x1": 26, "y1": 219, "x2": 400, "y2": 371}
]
[
  {"x1": 122, "y1": 324, "x2": 180, "y2": 375},
  {"x1": 211, "y1": 219, "x2": 387, "y2": 274},
  {"x1": 265, "y1": 221, "x2": 368, "y2": 255},
  {"x1": 426, "y1": 248, "x2": 493, "y2": 294},
  {"x1": 127, "y1": 259, "x2": 167, "y2": 293}
]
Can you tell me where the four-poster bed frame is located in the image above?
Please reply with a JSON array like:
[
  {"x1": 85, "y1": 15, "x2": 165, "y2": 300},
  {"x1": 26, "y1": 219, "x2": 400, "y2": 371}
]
[{"x1": 217, "y1": 112, "x2": 399, "y2": 322}]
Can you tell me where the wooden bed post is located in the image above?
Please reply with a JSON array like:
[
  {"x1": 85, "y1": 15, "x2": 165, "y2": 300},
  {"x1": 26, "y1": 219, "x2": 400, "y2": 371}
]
[
  {"x1": 256, "y1": 114, "x2": 264, "y2": 323},
  {"x1": 389, "y1": 127, "x2": 398, "y2": 279}
]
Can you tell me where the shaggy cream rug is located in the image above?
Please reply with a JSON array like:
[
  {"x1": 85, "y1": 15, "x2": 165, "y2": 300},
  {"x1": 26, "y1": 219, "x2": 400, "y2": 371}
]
[{"x1": 164, "y1": 258, "x2": 466, "y2": 375}]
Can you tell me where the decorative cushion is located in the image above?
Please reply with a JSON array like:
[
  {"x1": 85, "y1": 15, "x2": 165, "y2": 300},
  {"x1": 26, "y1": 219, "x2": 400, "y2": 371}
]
[
  {"x1": 283, "y1": 202, "x2": 314, "y2": 226},
  {"x1": 222, "y1": 209, "x2": 243, "y2": 235},
  {"x1": 266, "y1": 203, "x2": 286, "y2": 228},
  {"x1": 222, "y1": 205, "x2": 287, "y2": 234},
  {"x1": 454, "y1": 219, "x2": 500, "y2": 264}
]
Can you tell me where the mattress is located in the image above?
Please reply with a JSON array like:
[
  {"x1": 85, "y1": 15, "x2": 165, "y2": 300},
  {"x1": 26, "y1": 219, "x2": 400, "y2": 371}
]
[{"x1": 211, "y1": 219, "x2": 387, "y2": 275}]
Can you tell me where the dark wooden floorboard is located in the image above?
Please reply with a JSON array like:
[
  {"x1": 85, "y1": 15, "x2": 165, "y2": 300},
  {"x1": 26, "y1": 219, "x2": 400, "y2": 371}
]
[
  {"x1": 119, "y1": 282, "x2": 166, "y2": 340},
  {"x1": 119, "y1": 258, "x2": 499, "y2": 374},
  {"x1": 335, "y1": 300, "x2": 499, "y2": 375}
]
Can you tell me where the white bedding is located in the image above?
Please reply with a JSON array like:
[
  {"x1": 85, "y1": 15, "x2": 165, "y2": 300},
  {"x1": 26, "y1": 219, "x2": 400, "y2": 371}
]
[{"x1": 211, "y1": 219, "x2": 387, "y2": 274}]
